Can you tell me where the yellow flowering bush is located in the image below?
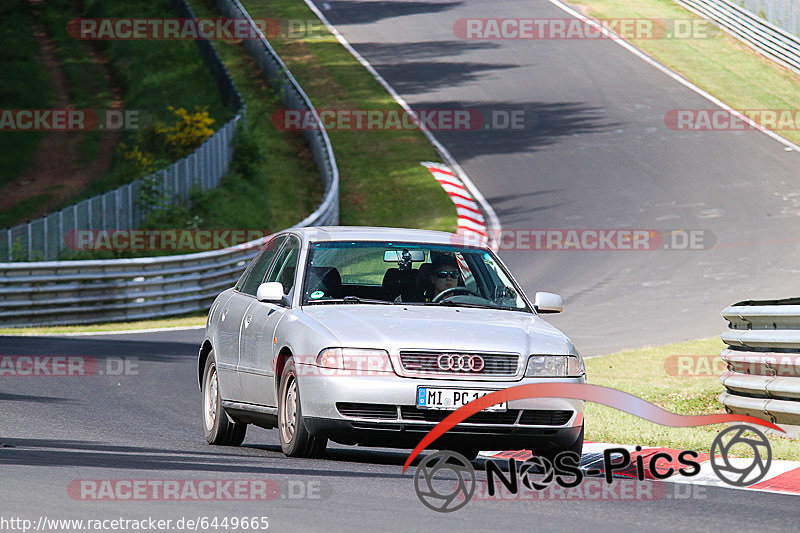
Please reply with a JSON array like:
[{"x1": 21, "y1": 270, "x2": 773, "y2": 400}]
[
  {"x1": 118, "y1": 143, "x2": 156, "y2": 173},
  {"x1": 156, "y1": 106, "x2": 216, "y2": 157},
  {"x1": 118, "y1": 106, "x2": 217, "y2": 178}
]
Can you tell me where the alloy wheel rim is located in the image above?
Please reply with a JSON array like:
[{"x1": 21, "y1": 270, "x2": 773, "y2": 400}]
[
  {"x1": 281, "y1": 376, "x2": 298, "y2": 443},
  {"x1": 204, "y1": 364, "x2": 218, "y2": 431}
]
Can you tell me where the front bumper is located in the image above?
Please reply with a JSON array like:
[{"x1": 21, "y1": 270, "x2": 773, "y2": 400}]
[{"x1": 297, "y1": 366, "x2": 585, "y2": 450}]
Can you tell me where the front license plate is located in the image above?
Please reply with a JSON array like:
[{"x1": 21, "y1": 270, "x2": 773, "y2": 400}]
[{"x1": 416, "y1": 387, "x2": 506, "y2": 411}]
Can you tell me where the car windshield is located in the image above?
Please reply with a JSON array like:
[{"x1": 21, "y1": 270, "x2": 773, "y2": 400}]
[{"x1": 301, "y1": 240, "x2": 531, "y2": 312}]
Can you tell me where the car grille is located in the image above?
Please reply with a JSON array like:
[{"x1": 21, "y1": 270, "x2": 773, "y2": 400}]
[
  {"x1": 336, "y1": 404, "x2": 572, "y2": 426},
  {"x1": 401, "y1": 406, "x2": 520, "y2": 424},
  {"x1": 336, "y1": 403, "x2": 398, "y2": 420},
  {"x1": 518, "y1": 410, "x2": 573, "y2": 426},
  {"x1": 398, "y1": 351, "x2": 519, "y2": 376}
]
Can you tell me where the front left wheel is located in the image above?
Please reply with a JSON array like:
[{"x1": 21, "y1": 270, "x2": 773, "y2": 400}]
[
  {"x1": 528, "y1": 424, "x2": 584, "y2": 463},
  {"x1": 445, "y1": 448, "x2": 479, "y2": 462},
  {"x1": 202, "y1": 351, "x2": 247, "y2": 446}
]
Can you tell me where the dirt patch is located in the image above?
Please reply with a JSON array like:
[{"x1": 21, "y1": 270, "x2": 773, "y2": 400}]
[{"x1": 0, "y1": 0, "x2": 122, "y2": 224}]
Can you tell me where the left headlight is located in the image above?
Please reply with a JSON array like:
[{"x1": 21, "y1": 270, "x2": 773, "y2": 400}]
[
  {"x1": 317, "y1": 348, "x2": 391, "y2": 370},
  {"x1": 525, "y1": 355, "x2": 584, "y2": 377}
]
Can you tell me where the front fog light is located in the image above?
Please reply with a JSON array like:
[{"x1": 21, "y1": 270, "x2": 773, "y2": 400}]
[{"x1": 525, "y1": 355, "x2": 584, "y2": 377}]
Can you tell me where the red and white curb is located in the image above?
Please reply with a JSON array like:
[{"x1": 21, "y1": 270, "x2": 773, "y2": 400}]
[
  {"x1": 480, "y1": 443, "x2": 800, "y2": 496},
  {"x1": 422, "y1": 162, "x2": 489, "y2": 245}
]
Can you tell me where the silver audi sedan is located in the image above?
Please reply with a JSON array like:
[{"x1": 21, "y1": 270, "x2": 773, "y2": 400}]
[{"x1": 198, "y1": 226, "x2": 586, "y2": 460}]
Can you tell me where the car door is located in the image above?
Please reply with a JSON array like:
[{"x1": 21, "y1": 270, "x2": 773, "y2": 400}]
[
  {"x1": 216, "y1": 236, "x2": 285, "y2": 402},
  {"x1": 238, "y1": 235, "x2": 301, "y2": 406}
]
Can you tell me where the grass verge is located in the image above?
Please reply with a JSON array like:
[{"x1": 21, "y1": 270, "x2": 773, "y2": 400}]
[
  {"x1": 40, "y1": 0, "x2": 114, "y2": 166},
  {"x1": 1, "y1": 0, "x2": 235, "y2": 230},
  {"x1": 236, "y1": 0, "x2": 457, "y2": 230},
  {"x1": 585, "y1": 337, "x2": 799, "y2": 460},
  {"x1": 0, "y1": 313, "x2": 206, "y2": 335},
  {"x1": 154, "y1": 0, "x2": 325, "y2": 232},
  {"x1": 49, "y1": 0, "x2": 458, "y2": 260},
  {"x1": 571, "y1": 0, "x2": 800, "y2": 145},
  {"x1": 0, "y1": 0, "x2": 54, "y2": 190},
  {"x1": 78, "y1": 0, "x2": 235, "y2": 198}
]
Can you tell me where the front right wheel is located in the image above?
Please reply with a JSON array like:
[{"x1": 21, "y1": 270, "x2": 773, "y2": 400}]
[{"x1": 278, "y1": 358, "x2": 327, "y2": 458}]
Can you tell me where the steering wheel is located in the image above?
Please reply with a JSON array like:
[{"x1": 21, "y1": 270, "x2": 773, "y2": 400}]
[{"x1": 431, "y1": 286, "x2": 481, "y2": 303}]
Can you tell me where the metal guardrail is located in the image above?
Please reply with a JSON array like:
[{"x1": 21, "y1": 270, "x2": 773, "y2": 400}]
[
  {"x1": 719, "y1": 299, "x2": 800, "y2": 426},
  {"x1": 737, "y1": 0, "x2": 800, "y2": 36},
  {"x1": 0, "y1": 0, "x2": 339, "y2": 327},
  {"x1": 214, "y1": 0, "x2": 339, "y2": 225},
  {"x1": 678, "y1": 0, "x2": 800, "y2": 75},
  {"x1": 1, "y1": 0, "x2": 245, "y2": 262}
]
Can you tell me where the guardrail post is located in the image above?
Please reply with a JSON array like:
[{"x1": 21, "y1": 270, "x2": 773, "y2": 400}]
[{"x1": 43, "y1": 216, "x2": 48, "y2": 261}]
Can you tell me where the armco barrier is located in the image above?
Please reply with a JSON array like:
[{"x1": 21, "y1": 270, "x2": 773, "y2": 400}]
[
  {"x1": 719, "y1": 299, "x2": 800, "y2": 426},
  {"x1": 678, "y1": 0, "x2": 800, "y2": 75},
  {"x1": 0, "y1": 0, "x2": 339, "y2": 327},
  {"x1": 213, "y1": 0, "x2": 338, "y2": 226},
  {"x1": 1, "y1": 0, "x2": 244, "y2": 262}
]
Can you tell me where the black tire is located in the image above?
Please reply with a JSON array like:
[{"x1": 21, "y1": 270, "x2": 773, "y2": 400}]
[
  {"x1": 278, "y1": 358, "x2": 327, "y2": 458},
  {"x1": 446, "y1": 448, "x2": 479, "y2": 462},
  {"x1": 529, "y1": 424, "x2": 584, "y2": 463},
  {"x1": 202, "y1": 351, "x2": 247, "y2": 446}
]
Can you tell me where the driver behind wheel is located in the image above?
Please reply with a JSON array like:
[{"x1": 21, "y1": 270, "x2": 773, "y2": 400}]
[{"x1": 421, "y1": 255, "x2": 460, "y2": 302}]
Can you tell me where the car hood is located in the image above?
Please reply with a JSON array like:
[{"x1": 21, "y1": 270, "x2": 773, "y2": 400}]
[{"x1": 300, "y1": 305, "x2": 575, "y2": 355}]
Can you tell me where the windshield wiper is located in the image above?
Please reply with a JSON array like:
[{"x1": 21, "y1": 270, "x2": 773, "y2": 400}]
[
  {"x1": 424, "y1": 300, "x2": 524, "y2": 311},
  {"x1": 309, "y1": 296, "x2": 396, "y2": 305},
  {"x1": 424, "y1": 300, "x2": 488, "y2": 309}
]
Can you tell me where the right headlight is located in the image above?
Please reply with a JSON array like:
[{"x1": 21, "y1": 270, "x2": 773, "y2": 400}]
[
  {"x1": 316, "y1": 348, "x2": 391, "y2": 370},
  {"x1": 525, "y1": 355, "x2": 584, "y2": 377}
]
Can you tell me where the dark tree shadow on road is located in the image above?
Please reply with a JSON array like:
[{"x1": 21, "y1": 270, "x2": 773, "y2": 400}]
[
  {"x1": 0, "y1": 336, "x2": 197, "y2": 362},
  {"x1": 411, "y1": 99, "x2": 618, "y2": 158},
  {"x1": 0, "y1": 438, "x2": 412, "y2": 479},
  {"x1": 0, "y1": 393, "x2": 77, "y2": 404},
  {"x1": 321, "y1": 1, "x2": 463, "y2": 25}
]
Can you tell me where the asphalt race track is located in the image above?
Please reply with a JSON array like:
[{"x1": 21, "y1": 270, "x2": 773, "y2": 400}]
[
  {"x1": 309, "y1": 0, "x2": 800, "y2": 355},
  {"x1": 3, "y1": 0, "x2": 800, "y2": 530},
  {"x1": 0, "y1": 330, "x2": 797, "y2": 531}
]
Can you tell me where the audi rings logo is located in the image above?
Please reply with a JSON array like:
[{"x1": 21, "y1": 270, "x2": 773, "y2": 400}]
[
  {"x1": 437, "y1": 354, "x2": 484, "y2": 372},
  {"x1": 710, "y1": 425, "x2": 772, "y2": 487},
  {"x1": 413, "y1": 451, "x2": 476, "y2": 512}
]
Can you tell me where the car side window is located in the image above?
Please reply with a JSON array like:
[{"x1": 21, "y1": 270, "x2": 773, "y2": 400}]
[
  {"x1": 265, "y1": 236, "x2": 300, "y2": 296},
  {"x1": 239, "y1": 236, "x2": 286, "y2": 296}
]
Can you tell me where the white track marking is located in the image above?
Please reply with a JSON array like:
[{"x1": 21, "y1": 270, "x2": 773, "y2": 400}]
[
  {"x1": 301, "y1": 0, "x2": 502, "y2": 249},
  {"x1": 546, "y1": 0, "x2": 800, "y2": 152}
]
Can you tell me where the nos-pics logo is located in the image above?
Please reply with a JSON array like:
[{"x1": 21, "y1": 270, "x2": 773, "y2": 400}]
[{"x1": 413, "y1": 425, "x2": 773, "y2": 513}]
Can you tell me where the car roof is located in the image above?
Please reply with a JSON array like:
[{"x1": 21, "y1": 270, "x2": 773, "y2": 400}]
[{"x1": 288, "y1": 226, "x2": 486, "y2": 248}]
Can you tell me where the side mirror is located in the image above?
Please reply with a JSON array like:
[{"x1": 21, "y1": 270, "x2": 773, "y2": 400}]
[
  {"x1": 534, "y1": 292, "x2": 563, "y2": 314},
  {"x1": 257, "y1": 282, "x2": 284, "y2": 303}
]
